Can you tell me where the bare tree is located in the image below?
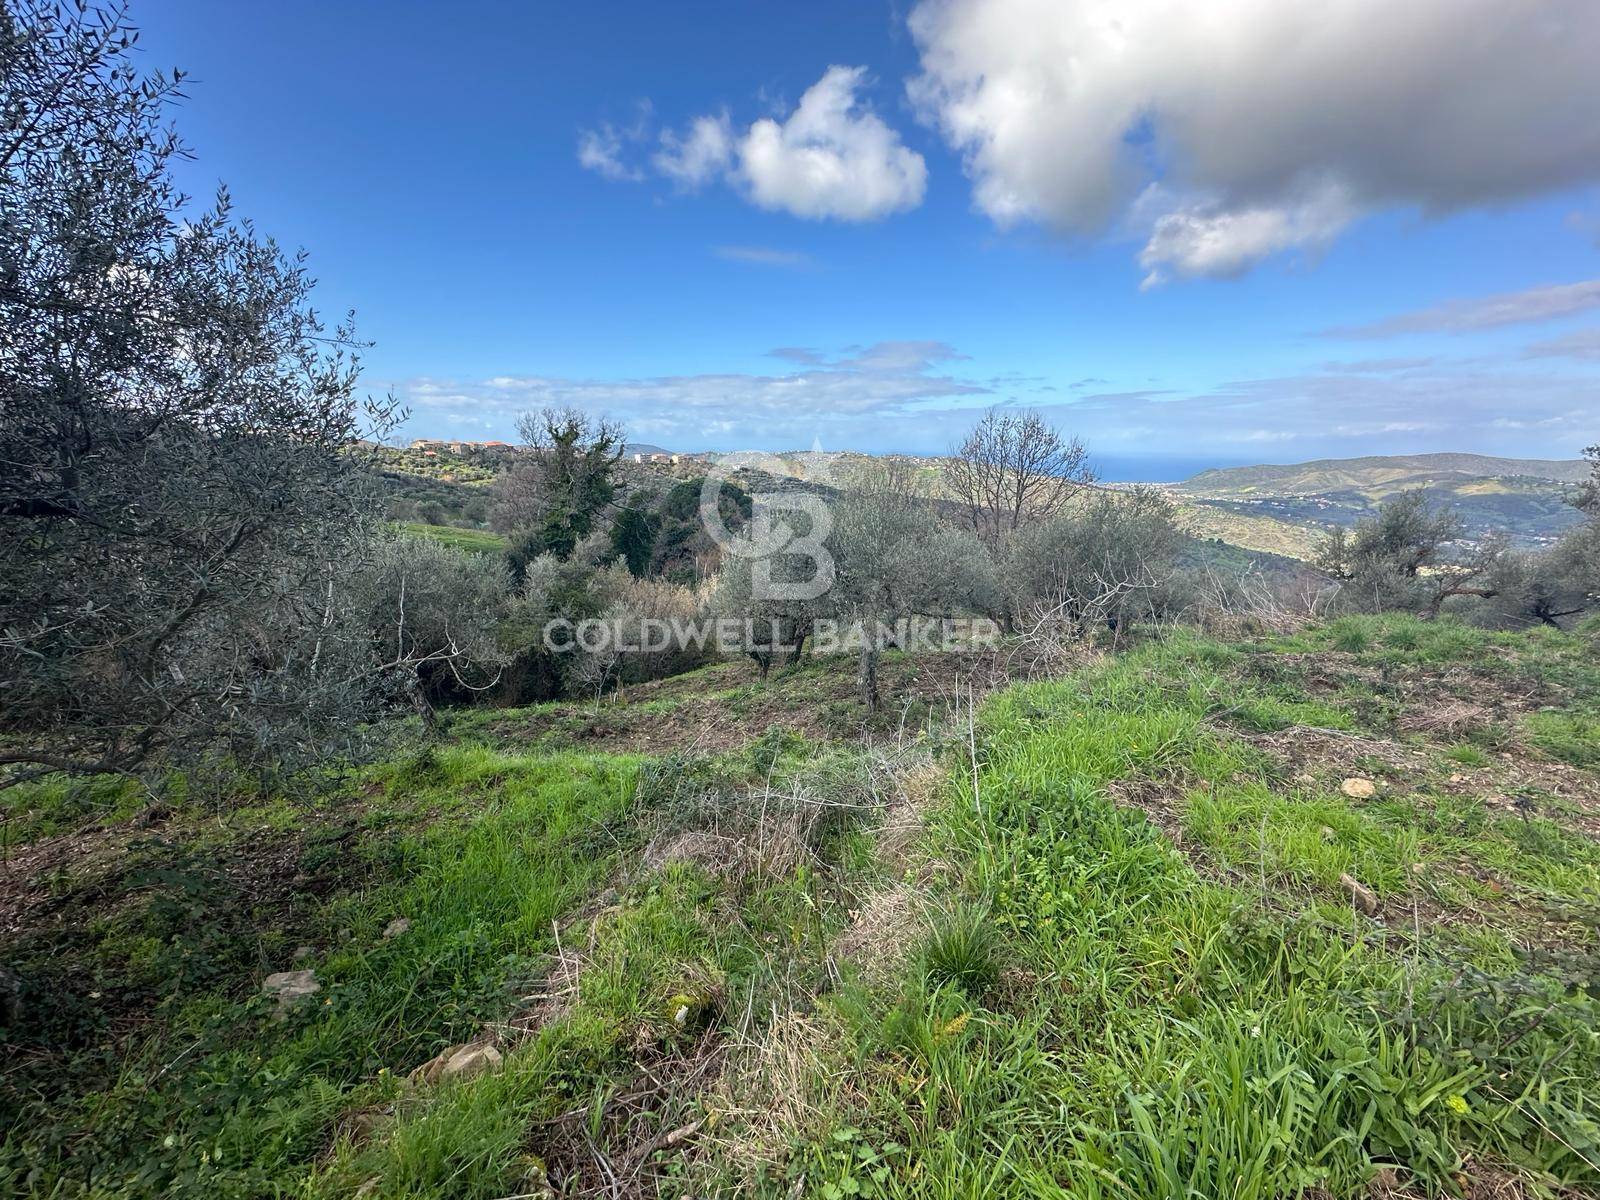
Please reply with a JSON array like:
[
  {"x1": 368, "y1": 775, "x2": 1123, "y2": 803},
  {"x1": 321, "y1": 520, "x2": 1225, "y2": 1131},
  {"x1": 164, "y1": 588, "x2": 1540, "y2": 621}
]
[
  {"x1": 946, "y1": 408, "x2": 1094, "y2": 546},
  {"x1": 492, "y1": 406, "x2": 625, "y2": 561}
]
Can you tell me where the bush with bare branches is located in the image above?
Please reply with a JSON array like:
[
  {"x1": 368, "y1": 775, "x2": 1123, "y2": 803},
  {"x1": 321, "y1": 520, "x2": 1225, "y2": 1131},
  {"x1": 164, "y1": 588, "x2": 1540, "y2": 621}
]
[{"x1": 946, "y1": 408, "x2": 1094, "y2": 547}]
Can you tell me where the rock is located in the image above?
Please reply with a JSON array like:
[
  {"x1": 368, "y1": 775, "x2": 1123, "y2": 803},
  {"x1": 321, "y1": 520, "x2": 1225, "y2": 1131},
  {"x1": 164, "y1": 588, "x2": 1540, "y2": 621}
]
[
  {"x1": 1339, "y1": 872, "x2": 1380, "y2": 916},
  {"x1": 382, "y1": 917, "x2": 411, "y2": 940},
  {"x1": 262, "y1": 968, "x2": 320, "y2": 1012},
  {"x1": 409, "y1": 1041, "x2": 503, "y2": 1086},
  {"x1": 1293, "y1": 773, "x2": 1316, "y2": 787},
  {"x1": 1340, "y1": 777, "x2": 1376, "y2": 800},
  {"x1": 1410, "y1": 862, "x2": 1427, "y2": 876},
  {"x1": 292, "y1": 945, "x2": 315, "y2": 962},
  {"x1": 1319, "y1": 825, "x2": 1338, "y2": 842}
]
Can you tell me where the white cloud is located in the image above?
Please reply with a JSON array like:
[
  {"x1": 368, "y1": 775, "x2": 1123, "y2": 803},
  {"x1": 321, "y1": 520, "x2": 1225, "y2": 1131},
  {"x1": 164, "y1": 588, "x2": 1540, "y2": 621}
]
[
  {"x1": 736, "y1": 66, "x2": 926, "y2": 221},
  {"x1": 589, "y1": 67, "x2": 926, "y2": 222},
  {"x1": 394, "y1": 341, "x2": 987, "y2": 448},
  {"x1": 1329, "y1": 280, "x2": 1600, "y2": 337},
  {"x1": 654, "y1": 113, "x2": 734, "y2": 187},
  {"x1": 907, "y1": 0, "x2": 1600, "y2": 280},
  {"x1": 576, "y1": 124, "x2": 641, "y2": 182},
  {"x1": 1138, "y1": 183, "x2": 1356, "y2": 288}
]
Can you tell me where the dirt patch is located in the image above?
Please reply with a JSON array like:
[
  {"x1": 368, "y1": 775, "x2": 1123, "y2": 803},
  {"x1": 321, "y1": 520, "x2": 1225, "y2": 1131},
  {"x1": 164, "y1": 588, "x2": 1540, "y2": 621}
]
[
  {"x1": 1106, "y1": 773, "x2": 1193, "y2": 848},
  {"x1": 528, "y1": 1032, "x2": 727, "y2": 1199},
  {"x1": 1398, "y1": 700, "x2": 1495, "y2": 738},
  {"x1": 832, "y1": 883, "x2": 929, "y2": 984},
  {"x1": 491, "y1": 651, "x2": 1018, "y2": 758},
  {"x1": 1242, "y1": 724, "x2": 1433, "y2": 783}
]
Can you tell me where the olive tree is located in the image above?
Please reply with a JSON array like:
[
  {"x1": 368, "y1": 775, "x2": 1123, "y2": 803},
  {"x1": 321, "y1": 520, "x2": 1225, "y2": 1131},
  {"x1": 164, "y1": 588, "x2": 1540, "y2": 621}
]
[
  {"x1": 712, "y1": 546, "x2": 834, "y2": 681},
  {"x1": 1314, "y1": 491, "x2": 1503, "y2": 617},
  {"x1": 1001, "y1": 487, "x2": 1185, "y2": 649},
  {"x1": 831, "y1": 461, "x2": 999, "y2": 709},
  {"x1": 0, "y1": 2, "x2": 448, "y2": 786},
  {"x1": 1578, "y1": 445, "x2": 1600, "y2": 518}
]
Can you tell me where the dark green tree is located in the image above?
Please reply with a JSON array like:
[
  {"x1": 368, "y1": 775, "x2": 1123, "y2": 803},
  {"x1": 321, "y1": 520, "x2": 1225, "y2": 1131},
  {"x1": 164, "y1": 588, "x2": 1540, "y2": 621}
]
[
  {"x1": 609, "y1": 504, "x2": 660, "y2": 577},
  {"x1": 492, "y1": 406, "x2": 624, "y2": 560}
]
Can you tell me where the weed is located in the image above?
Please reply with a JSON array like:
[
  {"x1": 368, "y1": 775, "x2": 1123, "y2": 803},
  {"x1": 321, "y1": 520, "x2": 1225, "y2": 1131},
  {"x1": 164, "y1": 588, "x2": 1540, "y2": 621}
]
[
  {"x1": 919, "y1": 904, "x2": 1003, "y2": 998},
  {"x1": 1444, "y1": 742, "x2": 1492, "y2": 768}
]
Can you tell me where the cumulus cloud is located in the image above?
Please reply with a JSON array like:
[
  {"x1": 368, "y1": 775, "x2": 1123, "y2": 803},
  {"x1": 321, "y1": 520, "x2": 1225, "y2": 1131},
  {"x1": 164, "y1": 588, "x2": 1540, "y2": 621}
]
[
  {"x1": 736, "y1": 66, "x2": 926, "y2": 220},
  {"x1": 906, "y1": 0, "x2": 1600, "y2": 280},
  {"x1": 1137, "y1": 183, "x2": 1356, "y2": 288},
  {"x1": 585, "y1": 67, "x2": 926, "y2": 222},
  {"x1": 1328, "y1": 280, "x2": 1600, "y2": 337}
]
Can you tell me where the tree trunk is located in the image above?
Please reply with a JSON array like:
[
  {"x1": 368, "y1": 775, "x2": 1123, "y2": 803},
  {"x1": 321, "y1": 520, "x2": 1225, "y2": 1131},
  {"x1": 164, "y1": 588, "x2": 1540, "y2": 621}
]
[{"x1": 858, "y1": 642, "x2": 879, "y2": 711}]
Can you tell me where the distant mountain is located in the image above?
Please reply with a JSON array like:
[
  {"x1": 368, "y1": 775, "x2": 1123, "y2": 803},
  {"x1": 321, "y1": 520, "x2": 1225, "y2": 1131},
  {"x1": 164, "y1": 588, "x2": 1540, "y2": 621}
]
[
  {"x1": 1175, "y1": 452, "x2": 1588, "y2": 550},
  {"x1": 1179, "y1": 453, "x2": 1589, "y2": 495},
  {"x1": 624, "y1": 442, "x2": 674, "y2": 458}
]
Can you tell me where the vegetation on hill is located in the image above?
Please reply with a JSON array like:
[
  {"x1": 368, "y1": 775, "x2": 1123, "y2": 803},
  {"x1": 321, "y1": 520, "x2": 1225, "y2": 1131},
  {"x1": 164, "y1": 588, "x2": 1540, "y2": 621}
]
[
  {"x1": 1178, "y1": 454, "x2": 1592, "y2": 550},
  {"x1": 6, "y1": 615, "x2": 1600, "y2": 1197},
  {"x1": 1180, "y1": 453, "x2": 1593, "y2": 494}
]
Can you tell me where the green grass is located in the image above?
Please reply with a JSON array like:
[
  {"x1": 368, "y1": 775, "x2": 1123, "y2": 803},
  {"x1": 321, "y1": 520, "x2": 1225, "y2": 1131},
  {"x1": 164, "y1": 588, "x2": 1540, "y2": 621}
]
[
  {"x1": 1444, "y1": 742, "x2": 1492, "y2": 767},
  {"x1": 6, "y1": 617, "x2": 1599, "y2": 1199},
  {"x1": 1, "y1": 746, "x2": 639, "y2": 1197},
  {"x1": 775, "y1": 630, "x2": 1600, "y2": 1198},
  {"x1": 1525, "y1": 711, "x2": 1600, "y2": 768},
  {"x1": 398, "y1": 522, "x2": 508, "y2": 554}
]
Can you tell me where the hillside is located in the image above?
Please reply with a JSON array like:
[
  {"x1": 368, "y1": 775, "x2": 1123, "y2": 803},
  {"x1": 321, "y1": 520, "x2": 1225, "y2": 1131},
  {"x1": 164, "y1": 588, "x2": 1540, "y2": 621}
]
[
  {"x1": 1177, "y1": 453, "x2": 1589, "y2": 550},
  {"x1": 5, "y1": 616, "x2": 1599, "y2": 1197},
  {"x1": 1180, "y1": 453, "x2": 1591, "y2": 495}
]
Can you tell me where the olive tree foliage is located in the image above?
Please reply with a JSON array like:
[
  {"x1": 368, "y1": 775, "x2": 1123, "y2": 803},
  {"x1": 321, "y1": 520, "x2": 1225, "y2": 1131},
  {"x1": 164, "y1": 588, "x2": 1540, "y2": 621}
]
[
  {"x1": 1459, "y1": 526, "x2": 1597, "y2": 630},
  {"x1": 713, "y1": 542, "x2": 834, "y2": 681},
  {"x1": 493, "y1": 406, "x2": 625, "y2": 564},
  {"x1": 0, "y1": 3, "x2": 459, "y2": 785},
  {"x1": 1001, "y1": 487, "x2": 1185, "y2": 659},
  {"x1": 830, "y1": 461, "x2": 1000, "y2": 709},
  {"x1": 1457, "y1": 450, "x2": 1600, "y2": 630},
  {"x1": 1315, "y1": 491, "x2": 1504, "y2": 618},
  {"x1": 498, "y1": 537, "x2": 627, "y2": 700},
  {"x1": 1578, "y1": 445, "x2": 1600, "y2": 518},
  {"x1": 946, "y1": 407, "x2": 1094, "y2": 547},
  {"x1": 353, "y1": 535, "x2": 511, "y2": 712}
]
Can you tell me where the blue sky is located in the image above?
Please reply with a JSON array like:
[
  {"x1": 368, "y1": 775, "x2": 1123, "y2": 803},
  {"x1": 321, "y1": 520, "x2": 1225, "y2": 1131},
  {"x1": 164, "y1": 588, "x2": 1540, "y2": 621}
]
[{"x1": 138, "y1": 0, "x2": 1599, "y2": 478}]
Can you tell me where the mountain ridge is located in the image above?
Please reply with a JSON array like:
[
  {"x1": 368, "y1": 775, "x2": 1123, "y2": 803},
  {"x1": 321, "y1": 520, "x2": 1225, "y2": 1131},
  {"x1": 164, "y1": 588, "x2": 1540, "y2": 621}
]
[{"x1": 1180, "y1": 452, "x2": 1590, "y2": 494}]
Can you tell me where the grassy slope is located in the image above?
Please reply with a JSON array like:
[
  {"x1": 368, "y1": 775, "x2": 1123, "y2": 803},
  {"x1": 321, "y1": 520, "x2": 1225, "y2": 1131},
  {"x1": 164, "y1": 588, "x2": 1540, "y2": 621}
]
[
  {"x1": 398, "y1": 522, "x2": 509, "y2": 554},
  {"x1": 4, "y1": 617, "x2": 1600, "y2": 1197}
]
